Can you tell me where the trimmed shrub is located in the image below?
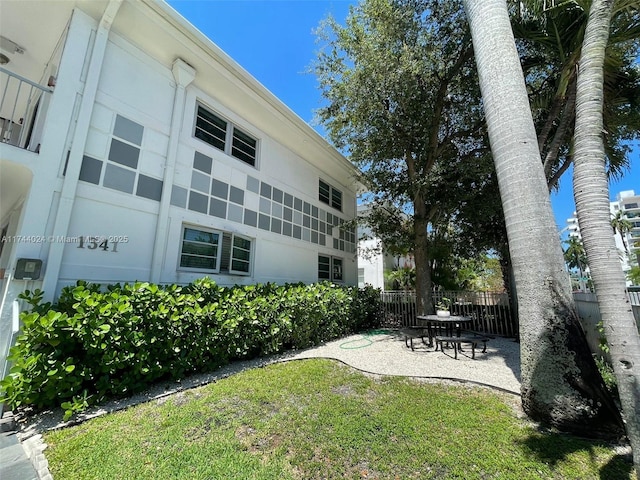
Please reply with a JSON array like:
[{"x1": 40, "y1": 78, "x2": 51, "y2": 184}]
[{"x1": 0, "y1": 279, "x2": 381, "y2": 419}]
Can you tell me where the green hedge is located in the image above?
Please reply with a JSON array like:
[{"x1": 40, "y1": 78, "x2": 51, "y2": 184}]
[{"x1": 0, "y1": 279, "x2": 382, "y2": 419}]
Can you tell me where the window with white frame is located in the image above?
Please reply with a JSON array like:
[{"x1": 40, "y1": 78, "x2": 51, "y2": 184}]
[
  {"x1": 180, "y1": 225, "x2": 252, "y2": 275},
  {"x1": 318, "y1": 255, "x2": 330, "y2": 280},
  {"x1": 180, "y1": 227, "x2": 221, "y2": 270},
  {"x1": 319, "y1": 179, "x2": 342, "y2": 211},
  {"x1": 230, "y1": 234, "x2": 252, "y2": 274},
  {"x1": 194, "y1": 104, "x2": 257, "y2": 167},
  {"x1": 318, "y1": 254, "x2": 343, "y2": 282}
]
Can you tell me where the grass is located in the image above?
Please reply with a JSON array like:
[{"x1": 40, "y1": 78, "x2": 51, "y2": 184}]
[{"x1": 43, "y1": 359, "x2": 633, "y2": 479}]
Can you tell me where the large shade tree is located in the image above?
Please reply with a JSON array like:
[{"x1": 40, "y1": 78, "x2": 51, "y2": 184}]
[
  {"x1": 314, "y1": 0, "x2": 485, "y2": 314},
  {"x1": 462, "y1": 0, "x2": 623, "y2": 437},
  {"x1": 571, "y1": 0, "x2": 640, "y2": 473}
]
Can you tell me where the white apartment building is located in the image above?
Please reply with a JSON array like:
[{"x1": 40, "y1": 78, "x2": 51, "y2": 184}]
[
  {"x1": 356, "y1": 205, "x2": 414, "y2": 290},
  {"x1": 611, "y1": 190, "x2": 640, "y2": 270},
  {"x1": 0, "y1": 0, "x2": 360, "y2": 380},
  {"x1": 566, "y1": 189, "x2": 640, "y2": 285}
]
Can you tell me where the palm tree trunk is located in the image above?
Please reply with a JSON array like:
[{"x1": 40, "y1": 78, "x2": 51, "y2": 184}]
[
  {"x1": 572, "y1": 0, "x2": 640, "y2": 474},
  {"x1": 618, "y1": 228, "x2": 630, "y2": 254},
  {"x1": 543, "y1": 77, "x2": 577, "y2": 182},
  {"x1": 463, "y1": 0, "x2": 623, "y2": 437},
  {"x1": 499, "y1": 247, "x2": 519, "y2": 340}
]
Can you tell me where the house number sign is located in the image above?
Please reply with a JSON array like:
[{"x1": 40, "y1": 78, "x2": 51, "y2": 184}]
[
  {"x1": 77, "y1": 236, "x2": 128, "y2": 253},
  {"x1": 1, "y1": 235, "x2": 127, "y2": 254}
]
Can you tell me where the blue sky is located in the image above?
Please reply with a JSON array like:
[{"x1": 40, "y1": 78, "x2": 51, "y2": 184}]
[{"x1": 168, "y1": 0, "x2": 638, "y2": 236}]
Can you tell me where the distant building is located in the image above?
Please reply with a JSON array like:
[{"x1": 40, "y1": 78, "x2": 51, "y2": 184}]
[
  {"x1": 612, "y1": 190, "x2": 640, "y2": 270},
  {"x1": 565, "y1": 189, "x2": 640, "y2": 286},
  {"x1": 566, "y1": 214, "x2": 581, "y2": 240},
  {"x1": 356, "y1": 205, "x2": 414, "y2": 290}
]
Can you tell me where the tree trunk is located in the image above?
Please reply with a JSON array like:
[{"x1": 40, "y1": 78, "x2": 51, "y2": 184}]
[
  {"x1": 414, "y1": 195, "x2": 432, "y2": 316},
  {"x1": 572, "y1": 0, "x2": 640, "y2": 473},
  {"x1": 499, "y1": 247, "x2": 519, "y2": 340},
  {"x1": 463, "y1": 0, "x2": 623, "y2": 438}
]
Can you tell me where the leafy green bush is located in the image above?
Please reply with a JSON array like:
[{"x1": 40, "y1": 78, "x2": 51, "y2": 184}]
[
  {"x1": 594, "y1": 356, "x2": 618, "y2": 396},
  {"x1": 0, "y1": 279, "x2": 381, "y2": 419},
  {"x1": 594, "y1": 321, "x2": 617, "y2": 395}
]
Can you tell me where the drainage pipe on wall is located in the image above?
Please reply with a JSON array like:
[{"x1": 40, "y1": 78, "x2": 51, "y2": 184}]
[
  {"x1": 149, "y1": 58, "x2": 196, "y2": 284},
  {"x1": 41, "y1": 0, "x2": 123, "y2": 300}
]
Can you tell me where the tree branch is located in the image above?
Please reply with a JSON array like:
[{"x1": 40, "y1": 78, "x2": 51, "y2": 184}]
[
  {"x1": 543, "y1": 76, "x2": 577, "y2": 179},
  {"x1": 426, "y1": 42, "x2": 475, "y2": 173},
  {"x1": 537, "y1": 92, "x2": 566, "y2": 154},
  {"x1": 547, "y1": 153, "x2": 573, "y2": 191}
]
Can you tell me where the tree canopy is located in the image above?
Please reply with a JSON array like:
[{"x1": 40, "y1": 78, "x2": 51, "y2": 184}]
[
  {"x1": 314, "y1": 0, "x2": 487, "y2": 311},
  {"x1": 313, "y1": 0, "x2": 638, "y2": 308},
  {"x1": 511, "y1": 0, "x2": 640, "y2": 190}
]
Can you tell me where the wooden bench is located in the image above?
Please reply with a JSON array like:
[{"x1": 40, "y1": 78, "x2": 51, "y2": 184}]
[
  {"x1": 400, "y1": 327, "x2": 428, "y2": 351},
  {"x1": 434, "y1": 333, "x2": 491, "y2": 359}
]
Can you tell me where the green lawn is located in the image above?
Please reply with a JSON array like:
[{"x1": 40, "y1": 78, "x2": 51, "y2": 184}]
[{"x1": 44, "y1": 359, "x2": 632, "y2": 479}]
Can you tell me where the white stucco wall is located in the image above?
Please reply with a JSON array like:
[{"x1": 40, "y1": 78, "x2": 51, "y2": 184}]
[
  {"x1": 1, "y1": 4, "x2": 360, "y2": 360},
  {"x1": 48, "y1": 19, "x2": 357, "y2": 294},
  {"x1": 358, "y1": 238, "x2": 386, "y2": 290}
]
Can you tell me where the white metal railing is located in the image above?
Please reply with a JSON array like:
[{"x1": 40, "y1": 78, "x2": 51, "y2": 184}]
[
  {"x1": 0, "y1": 300, "x2": 20, "y2": 417},
  {"x1": 0, "y1": 66, "x2": 53, "y2": 151}
]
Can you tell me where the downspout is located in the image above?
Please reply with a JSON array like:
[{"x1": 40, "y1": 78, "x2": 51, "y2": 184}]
[
  {"x1": 150, "y1": 59, "x2": 196, "y2": 283},
  {"x1": 41, "y1": 0, "x2": 123, "y2": 301}
]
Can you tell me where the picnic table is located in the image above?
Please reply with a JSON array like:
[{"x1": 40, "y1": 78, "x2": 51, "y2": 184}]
[
  {"x1": 416, "y1": 314, "x2": 472, "y2": 347},
  {"x1": 401, "y1": 315, "x2": 491, "y2": 359}
]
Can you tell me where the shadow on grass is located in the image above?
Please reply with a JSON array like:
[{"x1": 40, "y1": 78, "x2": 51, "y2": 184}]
[{"x1": 519, "y1": 432, "x2": 633, "y2": 479}]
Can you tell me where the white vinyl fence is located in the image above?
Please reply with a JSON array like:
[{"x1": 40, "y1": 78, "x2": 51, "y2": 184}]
[{"x1": 573, "y1": 291, "x2": 640, "y2": 356}]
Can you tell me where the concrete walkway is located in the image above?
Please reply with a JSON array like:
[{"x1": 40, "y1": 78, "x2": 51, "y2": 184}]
[
  {"x1": 7, "y1": 329, "x2": 521, "y2": 479},
  {"x1": 0, "y1": 432, "x2": 38, "y2": 480},
  {"x1": 287, "y1": 329, "x2": 521, "y2": 394}
]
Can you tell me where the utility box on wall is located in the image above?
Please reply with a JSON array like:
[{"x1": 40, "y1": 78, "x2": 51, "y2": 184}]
[{"x1": 14, "y1": 258, "x2": 42, "y2": 280}]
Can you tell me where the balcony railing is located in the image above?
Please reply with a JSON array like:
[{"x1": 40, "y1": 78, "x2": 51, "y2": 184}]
[{"x1": 0, "y1": 66, "x2": 53, "y2": 152}]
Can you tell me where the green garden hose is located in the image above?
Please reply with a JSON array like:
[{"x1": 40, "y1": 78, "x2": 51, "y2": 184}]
[{"x1": 339, "y1": 329, "x2": 392, "y2": 349}]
